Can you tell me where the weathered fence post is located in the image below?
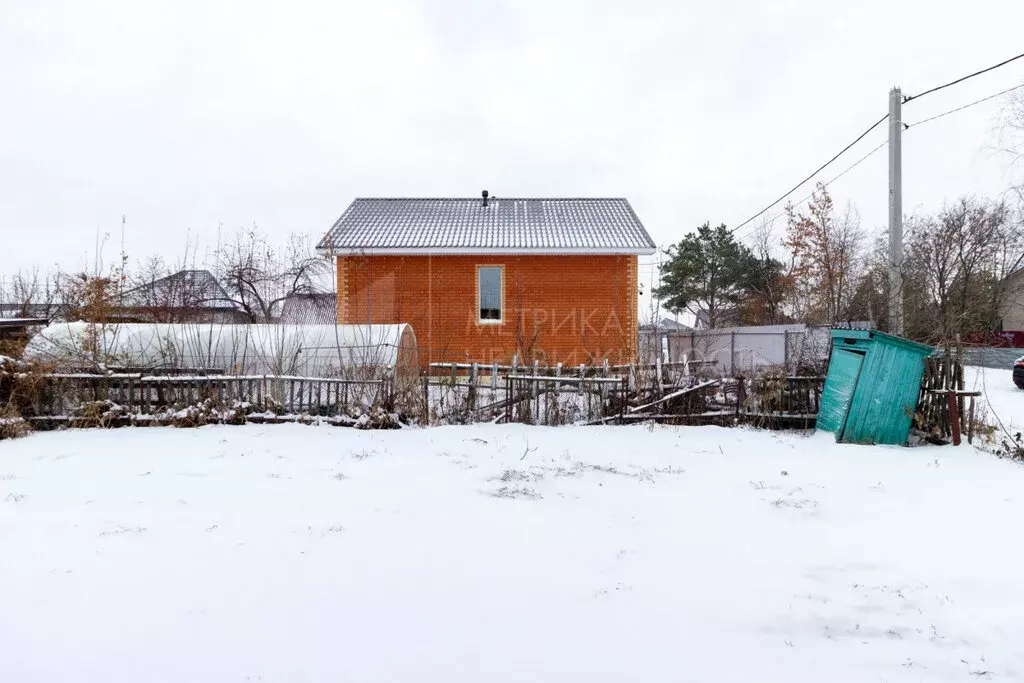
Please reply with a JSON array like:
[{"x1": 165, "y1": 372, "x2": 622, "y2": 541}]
[
  {"x1": 736, "y1": 376, "x2": 746, "y2": 422},
  {"x1": 468, "y1": 362, "x2": 478, "y2": 412},
  {"x1": 947, "y1": 390, "x2": 962, "y2": 446},
  {"x1": 655, "y1": 354, "x2": 663, "y2": 394},
  {"x1": 422, "y1": 375, "x2": 430, "y2": 425},
  {"x1": 730, "y1": 332, "x2": 736, "y2": 376},
  {"x1": 510, "y1": 355, "x2": 519, "y2": 424},
  {"x1": 505, "y1": 374, "x2": 511, "y2": 424},
  {"x1": 783, "y1": 331, "x2": 791, "y2": 374},
  {"x1": 531, "y1": 360, "x2": 540, "y2": 424},
  {"x1": 554, "y1": 363, "x2": 562, "y2": 419},
  {"x1": 491, "y1": 361, "x2": 499, "y2": 391},
  {"x1": 619, "y1": 376, "x2": 627, "y2": 423},
  {"x1": 967, "y1": 395, "x2": 976, "y2": 445}
]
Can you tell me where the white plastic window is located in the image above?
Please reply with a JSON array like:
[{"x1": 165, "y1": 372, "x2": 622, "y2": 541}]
[{"x1": 478, "y1": 266, "x2": 502, "y2": 322}]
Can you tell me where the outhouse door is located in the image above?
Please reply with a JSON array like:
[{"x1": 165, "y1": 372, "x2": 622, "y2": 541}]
[{"x1": 818, "y1": 348, "x2": 865, "y2": 439}]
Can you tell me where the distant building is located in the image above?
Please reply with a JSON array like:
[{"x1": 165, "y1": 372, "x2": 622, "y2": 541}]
[
  {"x1": 0, "y1": 303, "x2": 57, "y2": 320},
  {"x1": 639, "y1": 317, "x2": 692, "y2": 362},
  {"x1": 665, "y1": 322, "x2": 875, "y2": 375},
  {"x1": 1000, "y1": 268, "x2": 1024, "y2": 333},
  {"x1": 114, "y1": 270, "x2": 245, "y2": 324}
]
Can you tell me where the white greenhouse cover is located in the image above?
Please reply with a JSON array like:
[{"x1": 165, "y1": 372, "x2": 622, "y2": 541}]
[{"x1": 23, "y1": 322, "x2": 414, "y2": 377}]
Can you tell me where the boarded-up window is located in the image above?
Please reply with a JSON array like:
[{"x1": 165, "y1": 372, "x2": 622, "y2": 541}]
[{"x1": 478, "y1": 266, "x2": 502, "y2": 322}]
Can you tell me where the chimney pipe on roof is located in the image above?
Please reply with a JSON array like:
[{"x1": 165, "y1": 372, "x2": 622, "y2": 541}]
[{"x1": 481, "y1": 190, "x2": 489, "y2": 207}]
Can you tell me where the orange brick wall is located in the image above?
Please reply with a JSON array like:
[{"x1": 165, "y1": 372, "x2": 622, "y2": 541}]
[{"x1": 336, "y1": 254, "x2": 639, "y2": 367}]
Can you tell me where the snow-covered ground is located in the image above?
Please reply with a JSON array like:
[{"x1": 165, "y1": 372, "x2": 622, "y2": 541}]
[
  {"x1": 3, "y1": 423, "x2": 1024, "y2": 682},
  {"x1": 964, "y1": 366, "x2": 1023, "y2": 433}
]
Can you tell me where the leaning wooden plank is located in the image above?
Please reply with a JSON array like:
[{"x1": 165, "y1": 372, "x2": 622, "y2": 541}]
[
  {"x1": 584, "y1": 410, "x2": 735, "y2": 426},
  {"x1": 582, "y1": 414, "x2": 621, "y2": 426},
  {"x1": 627, "y1": 379, "x2": 720, "y2": 414}
]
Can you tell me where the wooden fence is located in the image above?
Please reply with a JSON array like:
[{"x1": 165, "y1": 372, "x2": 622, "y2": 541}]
[
  {"x1": 10, "y1": 357, "x2": 966, "y2": 435},
  {"x1": 917, "y1": 356, "x2": 979, "y2": 444},
  {"x1": 425, "y1": 361, "x2": 825, "y2": 426},
  {"x1": 9, "y1": 373, "x2": 393, "y2": 419},
  {"x1": 423, "y1": 362, "x2": 630, "y2": 425}
]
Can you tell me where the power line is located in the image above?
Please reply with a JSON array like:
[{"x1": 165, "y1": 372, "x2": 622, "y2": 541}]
[
  {"x1": 730, "y1": 113, "x2": 889, "y2": 236},
  {"x1": 903, "y1": 51, "x2": 1024, "y2": 103},
  {"x1": 735, "y1": 139, "x2": 889, "y2": 240},
  {"x1": 729, "y1": 52, "x2": 1024, "y2": 241},
  {"x1": 906, "y1": 81, "x2": 1024, "y2": 128}
]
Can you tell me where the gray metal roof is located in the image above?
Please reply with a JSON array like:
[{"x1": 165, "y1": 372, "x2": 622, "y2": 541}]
[
  {"x1": 275, "y1": 292, "x2": 338, "y2": 325},
  {"x1": 120, "y1": 269, "x2": 238, "y2": 310},
  {"x1": 316, "y1": 197, "x2": 657, "y2": 254}
]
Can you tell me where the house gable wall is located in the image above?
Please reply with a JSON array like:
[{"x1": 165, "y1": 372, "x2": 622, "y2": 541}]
[{"x1": 336, "y1": 254, "x2": 638, "y2": 366}]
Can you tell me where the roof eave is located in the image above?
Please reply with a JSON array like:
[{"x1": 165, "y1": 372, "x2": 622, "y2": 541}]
[{"x1": 316, "y1": 246, "x2": 657, "y2": 257}]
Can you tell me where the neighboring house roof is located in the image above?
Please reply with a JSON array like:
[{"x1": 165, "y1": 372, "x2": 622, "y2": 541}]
[
  {"x1": 640, "y1": 317, "x2": 693, "y2": 332},
  {"x1": 1004, "y1": 267, "x2": 1024, "y2": 284},
  {"x1": 316, "y1": 197, "x2": 657, "y2": 255},
  {"x1": 0, "y1": 317, "x2": 48, "y2": 329},
  {"x1": 119, "y1": 270, "x2": 237, "y2": 310},
  {"x1": 657, "y1": 317, "x2": 691, "y2": 331},
  {"x1": 276, "y1": 293, "x2": 338, "y2": 325},
  {"x1": 0, "y1": 304, "x2": 55, "y2": 319}
]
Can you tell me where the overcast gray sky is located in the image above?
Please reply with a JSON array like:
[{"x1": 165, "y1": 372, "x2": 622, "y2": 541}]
[{"x1": 3, "y1": 0, "x2": 1024, "y2": 296}]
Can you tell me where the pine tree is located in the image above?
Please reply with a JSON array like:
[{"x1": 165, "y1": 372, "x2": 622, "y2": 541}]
[{"x1": 654, "y1": 223, "x2": 753, "y2": 328}]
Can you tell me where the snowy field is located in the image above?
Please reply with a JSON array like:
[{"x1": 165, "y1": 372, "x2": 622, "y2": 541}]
[
  {"x1": 964, "y1": 366, "x2": 1023, "y2": 433},
  {"x1": 3, "y1": 422, "x2": 1024, "y2": 681}
]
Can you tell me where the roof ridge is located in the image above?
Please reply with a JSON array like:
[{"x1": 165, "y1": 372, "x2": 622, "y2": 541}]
[{"x1": 353, "y1": 197, "x2": 630, "y2": 201}]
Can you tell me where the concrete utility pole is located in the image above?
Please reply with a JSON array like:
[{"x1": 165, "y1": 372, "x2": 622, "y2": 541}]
[{"x1": 888, "y1": 87, "x2": 904, "y2": 336}]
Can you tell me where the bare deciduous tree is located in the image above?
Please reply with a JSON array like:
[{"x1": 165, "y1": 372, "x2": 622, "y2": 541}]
[
  {"x1": 214, "y1": 229, "x2": 331, "y2": 323},
  {"x1": 121, "y1": 255, "x2": 240, "y2": 323},
  {"x1": 845, "y1": 236, "x2": 890, "y2": 330},
  {"x1": 740, "y1": 220, "x2": 793, "y2": 325},
  {"x1": 903, "y1": 197, "x2": 1023, "y2": 349},
  {"x1": 1000, "y1": 92, "x2": 1024, "y2": 201},
  {"x1": 783, "y1": 184, "x2": 864, "y2": 324},
  {"x1": 1, "y1": 267, "x2": 66, "y2": 320}
]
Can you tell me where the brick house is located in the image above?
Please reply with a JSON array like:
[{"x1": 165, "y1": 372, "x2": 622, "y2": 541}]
[{"x1": 316, "y1": 193, "x2": 657, "y2": 366}]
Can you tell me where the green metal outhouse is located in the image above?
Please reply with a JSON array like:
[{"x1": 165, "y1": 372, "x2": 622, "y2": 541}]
[{"x1": 817, "y1": 329, "x2": 933, "y2": 445}]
